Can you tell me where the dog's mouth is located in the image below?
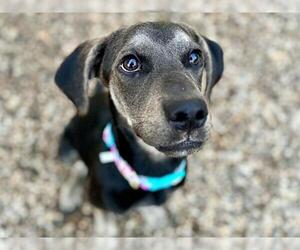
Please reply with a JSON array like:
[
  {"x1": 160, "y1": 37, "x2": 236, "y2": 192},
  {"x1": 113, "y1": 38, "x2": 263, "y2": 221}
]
[{"x1": 158, "y1": 139, "x2": 204, "y2": 155}]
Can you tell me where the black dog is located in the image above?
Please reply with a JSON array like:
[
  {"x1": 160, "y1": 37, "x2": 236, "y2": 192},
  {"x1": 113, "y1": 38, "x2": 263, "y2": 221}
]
[{"x1": 55, "y1": 22, "x2": 223, "y2": 213}]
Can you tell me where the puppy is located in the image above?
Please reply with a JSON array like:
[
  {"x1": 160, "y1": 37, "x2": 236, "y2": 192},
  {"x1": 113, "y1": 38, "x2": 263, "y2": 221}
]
[{"x1": 55, "y1": 22, "x2": 223, "y2": 213}]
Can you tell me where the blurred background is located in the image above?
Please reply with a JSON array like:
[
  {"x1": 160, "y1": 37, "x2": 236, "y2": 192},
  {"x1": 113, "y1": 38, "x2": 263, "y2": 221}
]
[{"x1": 0, "y1": 13, "x2": 299, "y2": 237}]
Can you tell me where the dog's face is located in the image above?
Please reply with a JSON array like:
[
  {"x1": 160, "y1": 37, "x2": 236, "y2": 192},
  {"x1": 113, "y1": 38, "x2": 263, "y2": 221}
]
[{"x1": 55, "y1": 22, "x2": 223, "y2": 157}]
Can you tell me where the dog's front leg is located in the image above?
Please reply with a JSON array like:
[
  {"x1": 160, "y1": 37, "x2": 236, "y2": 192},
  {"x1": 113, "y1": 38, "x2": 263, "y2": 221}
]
[{"x1": 58, "y1": 136, "x2": 88, "y2": 214}]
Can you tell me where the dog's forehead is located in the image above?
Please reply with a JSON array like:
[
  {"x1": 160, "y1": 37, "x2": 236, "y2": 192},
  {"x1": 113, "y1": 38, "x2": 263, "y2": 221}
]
[{"x1": 127, "y1": 28, "x2": 193, "y2": 48}]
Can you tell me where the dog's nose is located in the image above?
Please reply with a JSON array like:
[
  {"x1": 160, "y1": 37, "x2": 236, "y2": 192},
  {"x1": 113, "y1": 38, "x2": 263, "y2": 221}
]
[{"x1": 164, "y1": 99, "x2": 208, "y2": 131}]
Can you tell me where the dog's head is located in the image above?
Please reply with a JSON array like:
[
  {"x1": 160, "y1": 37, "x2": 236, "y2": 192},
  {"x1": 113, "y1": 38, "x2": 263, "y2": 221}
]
[{"x1": 55, "y1": 22, "x2": 223, "y2": 157}]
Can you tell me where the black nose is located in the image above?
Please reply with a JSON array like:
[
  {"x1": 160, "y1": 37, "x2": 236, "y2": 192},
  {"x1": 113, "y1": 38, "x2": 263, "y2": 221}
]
[{"x1": 164, "y1": 99, "x2": 208, "y2": 131}]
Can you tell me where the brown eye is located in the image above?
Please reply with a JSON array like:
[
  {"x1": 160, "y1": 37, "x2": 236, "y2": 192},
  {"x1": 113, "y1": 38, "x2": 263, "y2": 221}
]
[
  {"x1": 189, "y1": 50, "x2": 202, "y2": 65},
  {"x1": 121, "y1": 55, "x2": 140, "y2": 72}
]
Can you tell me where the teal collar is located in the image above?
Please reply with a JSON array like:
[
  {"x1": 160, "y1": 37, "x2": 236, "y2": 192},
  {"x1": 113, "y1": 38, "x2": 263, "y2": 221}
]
[{"x1": 99, "y1": 123, "x2": 187, "y2": 192}]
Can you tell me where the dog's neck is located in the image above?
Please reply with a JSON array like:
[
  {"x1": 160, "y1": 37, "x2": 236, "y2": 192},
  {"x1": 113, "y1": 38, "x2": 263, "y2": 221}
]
[{"x1": 109, "y1": 97, "x2": 185, "y2": 176}]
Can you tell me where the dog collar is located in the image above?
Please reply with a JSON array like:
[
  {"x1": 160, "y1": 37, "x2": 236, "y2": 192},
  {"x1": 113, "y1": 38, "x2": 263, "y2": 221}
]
[{"x1": 99, "y1": 123, "x2": 187, "y2": 192}]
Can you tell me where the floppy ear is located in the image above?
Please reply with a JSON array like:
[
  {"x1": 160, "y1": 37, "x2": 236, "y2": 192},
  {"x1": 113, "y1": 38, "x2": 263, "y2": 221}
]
[
  {"x1": 54, "y1": 38, "x2": 108, "y2": 115},
  {"x1": 198, "y1": 36, "x2": 224, "y2": 99}
]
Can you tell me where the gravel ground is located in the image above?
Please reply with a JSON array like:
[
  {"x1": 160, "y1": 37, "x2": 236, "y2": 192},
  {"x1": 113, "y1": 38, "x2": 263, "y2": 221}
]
[
  {"x1": 0, "y1": 13, "x2": 299, "y2": 237},
  {"x1": 1, "y1": 0, "x2": 299, "y2": 12}
]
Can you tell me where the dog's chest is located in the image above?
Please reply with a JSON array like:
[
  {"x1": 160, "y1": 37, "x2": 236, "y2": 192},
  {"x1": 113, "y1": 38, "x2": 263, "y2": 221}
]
[{"x1": 65, "y1": 92, "x2": 186, "y2": 211}]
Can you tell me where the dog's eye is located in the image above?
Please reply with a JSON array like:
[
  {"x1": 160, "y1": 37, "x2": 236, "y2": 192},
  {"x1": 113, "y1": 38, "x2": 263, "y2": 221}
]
[
  {"x1": 120, "y1": 55, "x2": 141, "y2": 72},
  {"x1": 188, "y1": 50, "x2": 202, "y2": 65}
]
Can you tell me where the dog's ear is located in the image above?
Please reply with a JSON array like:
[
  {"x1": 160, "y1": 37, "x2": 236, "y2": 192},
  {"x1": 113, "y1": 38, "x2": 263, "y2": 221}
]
[
  {"x1": 54, "y1": 38, "x2": 109, "y2": 115},
  {"x1": 199, "y1": 36, "x2": 224, "y2": 98}
]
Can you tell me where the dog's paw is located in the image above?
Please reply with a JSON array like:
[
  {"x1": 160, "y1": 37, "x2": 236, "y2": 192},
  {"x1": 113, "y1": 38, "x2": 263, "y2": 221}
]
[
  {"x1": 137, "y1": 206, "x2": 169, "y2": 234},
  {"x1": 93, "y1": 210, "x2": 119, "y2": 236},
  {"x1": 59, "y1": 160, "x2": 88, "y2": 214}
]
